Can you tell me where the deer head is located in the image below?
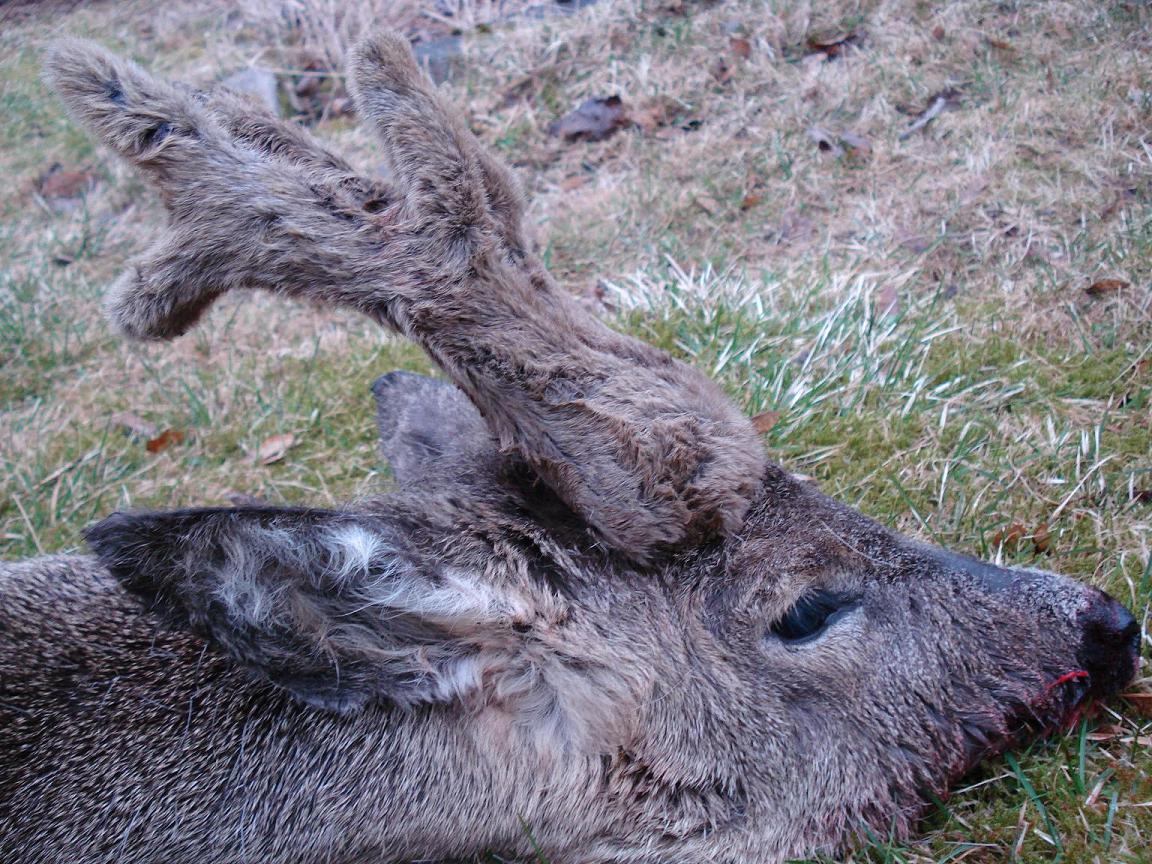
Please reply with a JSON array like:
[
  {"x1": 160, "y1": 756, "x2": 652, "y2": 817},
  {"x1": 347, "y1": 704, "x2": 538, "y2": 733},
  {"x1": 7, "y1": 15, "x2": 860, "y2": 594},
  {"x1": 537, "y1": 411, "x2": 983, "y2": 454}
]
[{"x1": 24, "y1": 32, "x2": 1138, "y2": 862}]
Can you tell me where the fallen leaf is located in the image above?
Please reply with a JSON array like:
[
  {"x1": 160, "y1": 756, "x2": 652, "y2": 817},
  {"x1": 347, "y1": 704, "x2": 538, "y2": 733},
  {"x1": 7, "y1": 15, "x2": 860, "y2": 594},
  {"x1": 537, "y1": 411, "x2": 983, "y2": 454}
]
[
  {"x1": 146, "y1": 428, "x2": 186, "y2": 454},
  {"x1": 729, "y1": 36, "x2": 752, "y2": 60},
  {"x1": 258, "y1": 433, "x2": 296, "y2": 465},
  {"x1": 1085, "y1": 278, "x2": 1129, "y2": 297},
  {"x1": 1085, "y1": 724, "x2": 1126, "y2": 742},
  {"x1": 751, "y1": 411, "x2": 780, "y2": 433},
  {"x1": 111, "y1": 411, "x2": 158, "y2": 440},
  {"x1": 559, "y1": 175, "x2": 590, "y2": 192},
  {"x1": 899, "y1": 88, "x2": 964, "y2": 140},
  {"x1": 1032, "y1": 522, "x2": 1051, "y2": 554},
  {"x1": 1121, "y1": 692, "x2": 1152, "y2": 718},
  {"x1": 993, "y1": 521, "x2": 1027, "y2": 553},
  {"x1": 37, "y1": 166, "x2": 98, "y2": 199},
  {"x1": 548, "y1": 96, "x2": 629, "y2": 143},
  {"x1": 740, "y1": 192, "x2": 763, "y2": 211},
  {"x1": 839, "y1": 130, "x2": 872, "y2": 160},
  {"x1": 931, "y1": 25, "x2": 946, "y2": 41},
  {"x1": 806, "y1": 30, "x2": 861, "y2": 60},
  {"x1": 984, "y1": 36, "x2": 1016, "y2": 52}
]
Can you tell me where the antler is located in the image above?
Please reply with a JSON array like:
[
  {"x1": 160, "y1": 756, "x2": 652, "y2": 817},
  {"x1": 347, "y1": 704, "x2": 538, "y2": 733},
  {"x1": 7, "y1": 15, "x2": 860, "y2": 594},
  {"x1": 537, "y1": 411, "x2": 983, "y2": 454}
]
[{"x1": 44, "y1": 34, "x2": 765, "y2": 563}]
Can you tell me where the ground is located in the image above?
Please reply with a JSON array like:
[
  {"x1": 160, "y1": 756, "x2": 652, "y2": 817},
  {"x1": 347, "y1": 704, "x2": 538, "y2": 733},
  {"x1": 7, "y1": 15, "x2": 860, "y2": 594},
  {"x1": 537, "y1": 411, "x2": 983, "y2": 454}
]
[{"x1": 0, "y1": 0, "x2": 1149, "y2": 861}]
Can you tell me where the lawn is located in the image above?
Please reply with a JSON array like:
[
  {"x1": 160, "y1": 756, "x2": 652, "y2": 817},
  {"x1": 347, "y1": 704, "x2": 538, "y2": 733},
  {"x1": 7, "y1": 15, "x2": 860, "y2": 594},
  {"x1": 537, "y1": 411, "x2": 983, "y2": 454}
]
[{"x1": 1, "y1": 0, "x2": 1149, "y2": 860}]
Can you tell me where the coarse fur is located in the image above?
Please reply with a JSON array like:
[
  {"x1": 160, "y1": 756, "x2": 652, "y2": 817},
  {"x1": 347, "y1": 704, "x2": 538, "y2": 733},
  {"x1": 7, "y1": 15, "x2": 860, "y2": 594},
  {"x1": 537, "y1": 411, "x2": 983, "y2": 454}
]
[{"x1": 0, "y1": 33, "x2": 1140, "y2": 863}]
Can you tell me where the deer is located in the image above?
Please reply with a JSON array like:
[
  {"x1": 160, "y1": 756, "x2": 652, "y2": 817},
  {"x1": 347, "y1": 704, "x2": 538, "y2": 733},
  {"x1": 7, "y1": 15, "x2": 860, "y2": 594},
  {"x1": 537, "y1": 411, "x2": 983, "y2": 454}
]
[{"x1": 0, "y1": 31, "x2": 1140, "y2": 864}]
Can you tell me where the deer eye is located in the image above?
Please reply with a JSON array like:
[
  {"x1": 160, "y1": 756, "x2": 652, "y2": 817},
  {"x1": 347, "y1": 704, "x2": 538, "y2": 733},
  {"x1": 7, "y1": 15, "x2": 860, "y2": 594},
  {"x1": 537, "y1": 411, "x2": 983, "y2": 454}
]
[{"x1": 769, "y1": 590, "x2": 858, "y2": 645}]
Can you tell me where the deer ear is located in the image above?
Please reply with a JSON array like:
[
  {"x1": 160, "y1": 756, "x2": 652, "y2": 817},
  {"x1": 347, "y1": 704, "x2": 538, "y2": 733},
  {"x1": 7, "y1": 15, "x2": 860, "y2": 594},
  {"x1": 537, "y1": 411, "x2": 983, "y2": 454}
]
[
  {"x1": 371, "y1": 371, "x2": 493, "y2": 486},
  {"x1": 85, "y1": 506, "x2": 519, "y2": 714}
]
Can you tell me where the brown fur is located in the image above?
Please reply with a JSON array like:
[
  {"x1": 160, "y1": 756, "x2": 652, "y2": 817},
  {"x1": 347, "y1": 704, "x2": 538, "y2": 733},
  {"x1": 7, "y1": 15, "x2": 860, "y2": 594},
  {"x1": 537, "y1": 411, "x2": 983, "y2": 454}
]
[{"x1": 0, "y1": 33, "x2": 1138, "y2": 863}]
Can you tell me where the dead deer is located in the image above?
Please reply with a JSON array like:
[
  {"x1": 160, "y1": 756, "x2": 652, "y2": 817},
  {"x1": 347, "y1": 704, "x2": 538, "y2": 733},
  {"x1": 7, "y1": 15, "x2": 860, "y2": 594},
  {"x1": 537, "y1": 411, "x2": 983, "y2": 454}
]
[{"x1": 0, "y1": 32, "x2": 1140, "y2": 864}]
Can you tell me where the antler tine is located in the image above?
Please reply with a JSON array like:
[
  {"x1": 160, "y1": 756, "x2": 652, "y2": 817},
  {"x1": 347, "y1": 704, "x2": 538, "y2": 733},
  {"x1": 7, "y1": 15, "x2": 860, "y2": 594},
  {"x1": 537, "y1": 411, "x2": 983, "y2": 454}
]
[
  {"x1": 44, "y1": 38, "x2": 409, "y2": 339},
  {"x1": 349, "y1": 32, "x2": 526, "y2": 248}
]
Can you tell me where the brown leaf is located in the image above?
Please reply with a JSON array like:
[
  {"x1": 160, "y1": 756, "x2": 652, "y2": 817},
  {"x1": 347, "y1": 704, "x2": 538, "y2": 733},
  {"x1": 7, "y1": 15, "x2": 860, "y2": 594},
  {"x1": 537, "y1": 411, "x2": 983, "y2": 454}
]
[
  {"x1": 1085, "y1": 724, "x2": 1126, "y2": 742},
  {"x1": 559, "y1": 175, "x2": 590, "y2": 192},
  {"x1": 111, "y1": 411, "x2": 158, "y2": 440},
  {"x1": 1121, "y1": 692, "x2": 1152, "y2": 718},
  {"x1": 839, "y1": 130, "x2": 872, "y2": 160},
  {"x1": 548, "y1": 96, "x2": 629, "y2": 143},
  {"x1": 1085, "y1": 278, "x2": 1129, "y2": 296},
  {"x1": 729, "y1": 37, "x2": 752, "y2": 60},
  {"x1": 751, "y1": 410, "x2": 780, "y2": 434},
  {"x1": 806, "y1": 30, "x2": 861, "y2": 60},
  {"x1": 1032, "y1": 522, "x2": 1051, "y2": 554},
  {"x1": 993, "y1": 521, "x2": 1027, "y2": 553},
  {"x1": 931, "y1": 25, "x2": 946, "y2": 41},
  {"x1": 37, "y1": 167, "x2": 98, "y2": 199},
  {"x1": 984, "y1": 36, "x2": 1016, "y2": 52},
  {"x1": 258, "y1": 433, "x2": 296, "y2": 465},
  {"x1": 146, "y1": 428, "x2": 186, "y2": 454},
  {"x1": 740, "y1": 192, "x2": 763, "y2": 211}
]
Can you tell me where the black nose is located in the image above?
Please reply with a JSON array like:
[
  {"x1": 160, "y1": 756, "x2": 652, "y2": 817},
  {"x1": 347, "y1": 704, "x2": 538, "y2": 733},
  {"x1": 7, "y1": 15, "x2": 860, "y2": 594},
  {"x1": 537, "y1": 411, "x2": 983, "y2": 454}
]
[{"x1": 1077, "y1": 590, "x2": 1141, "y2": 698}]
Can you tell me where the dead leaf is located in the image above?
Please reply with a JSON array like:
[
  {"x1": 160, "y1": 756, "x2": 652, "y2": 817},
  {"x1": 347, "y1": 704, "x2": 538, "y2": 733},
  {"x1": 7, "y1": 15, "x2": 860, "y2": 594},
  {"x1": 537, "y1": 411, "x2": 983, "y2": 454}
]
[
  {"x1": 729, "y1": 37, "x2": 752, "y2": 60},
  {"x1": 1121, "y1": 692, "x2": 1152, "y2": 718},
  {"x1": 931, "y1": 25, "x2": 946, "y2": 41},
  {"x1": 751, "y1": 411, "x2": 780, "y2": 434},
  {"x1": 806, "y1": 30, "x2": 861, "y2": 60},
  {"x1": 993, "y1": 521, "x2": 1027, "y2": 553},
  {"x1": 839, "y1": 130, "x2": 872, "y2": 160},
  {"x1": 1032, "y1": 522, "x2": 1051, "y2": 554},
  {"x1": 548, "y1": 96, "x2": 629, "y2": 143},
  {"x1": 807, "y1": 126, "x2": 844, "y2": 157},
  {"x1": 146, "y1": 429, "x2": 186, "y2": 454},
  {"x1": 1085, "y1": 278, "x2": 1129, "y2": 297},
  {"x1": 258, "y1": 433, "x2": 296, "y2": 465},
  {"x1": 740, "y1": 192, "x2": 763, "y2": 211},
  {"x1": 111, "y1": 412, "x2": 158, "y2": 440},
  {"x1": 37, "y1": 166, "x2": 98, "y2": 199},
  {"x1": 559, "y1": 175, "x2": 590, "y2": 192},
  {"x1": 1085, "y1": 724, "x2": 1126, "y2": 742},
  {"x1": 984, "y1": 36, "x2": 1016, "y2": 52},
  {"x1": 633, "y1": 97, "x2": 683, "y2": 134},
  {"x1": 899, "y1": 88, "x2": 964, "y2": 140}
]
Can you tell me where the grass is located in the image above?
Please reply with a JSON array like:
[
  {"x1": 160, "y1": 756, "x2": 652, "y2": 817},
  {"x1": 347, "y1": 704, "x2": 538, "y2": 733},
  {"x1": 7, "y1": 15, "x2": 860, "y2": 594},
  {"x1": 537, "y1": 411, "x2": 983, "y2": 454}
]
[{"x1": 1, "y1": 0, "x2": 1149, "y2": 860}]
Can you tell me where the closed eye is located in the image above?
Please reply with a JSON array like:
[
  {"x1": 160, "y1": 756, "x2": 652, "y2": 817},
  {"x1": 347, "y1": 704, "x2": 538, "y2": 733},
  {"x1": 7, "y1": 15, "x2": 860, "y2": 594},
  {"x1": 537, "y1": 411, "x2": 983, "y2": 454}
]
[{"x1": 768, "y1": 590, "x2": 859, "y2": 645}]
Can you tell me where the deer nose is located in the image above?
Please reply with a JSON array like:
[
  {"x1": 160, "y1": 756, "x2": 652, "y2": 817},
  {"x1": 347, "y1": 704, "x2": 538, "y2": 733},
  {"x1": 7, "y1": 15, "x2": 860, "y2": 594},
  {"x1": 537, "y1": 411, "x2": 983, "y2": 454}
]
[{"x1": 1077, "y1": 589, "x2": 1141, "y2": 698}]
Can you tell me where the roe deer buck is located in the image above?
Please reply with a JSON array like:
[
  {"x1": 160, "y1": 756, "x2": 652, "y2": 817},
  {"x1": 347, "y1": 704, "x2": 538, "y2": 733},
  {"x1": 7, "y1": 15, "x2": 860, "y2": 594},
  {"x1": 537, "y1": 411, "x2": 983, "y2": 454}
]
[{"x1": 0, "y1": 32, "x2": 1140, "y2": 864}]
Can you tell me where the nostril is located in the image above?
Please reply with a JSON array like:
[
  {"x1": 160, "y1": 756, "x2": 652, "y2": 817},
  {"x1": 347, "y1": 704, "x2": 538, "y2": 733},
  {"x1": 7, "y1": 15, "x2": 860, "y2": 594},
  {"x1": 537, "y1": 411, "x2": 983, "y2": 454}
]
[{"x1": 1077, "y1": 590, "x2": 1141, "y2": 697}]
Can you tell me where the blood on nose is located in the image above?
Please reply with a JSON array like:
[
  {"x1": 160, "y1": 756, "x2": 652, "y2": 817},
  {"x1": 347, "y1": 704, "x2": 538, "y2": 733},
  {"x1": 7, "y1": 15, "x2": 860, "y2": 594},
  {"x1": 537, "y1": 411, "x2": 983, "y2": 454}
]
[{"x1": 1076, "y1": 589, "x2": 1141, "y2": 698}]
